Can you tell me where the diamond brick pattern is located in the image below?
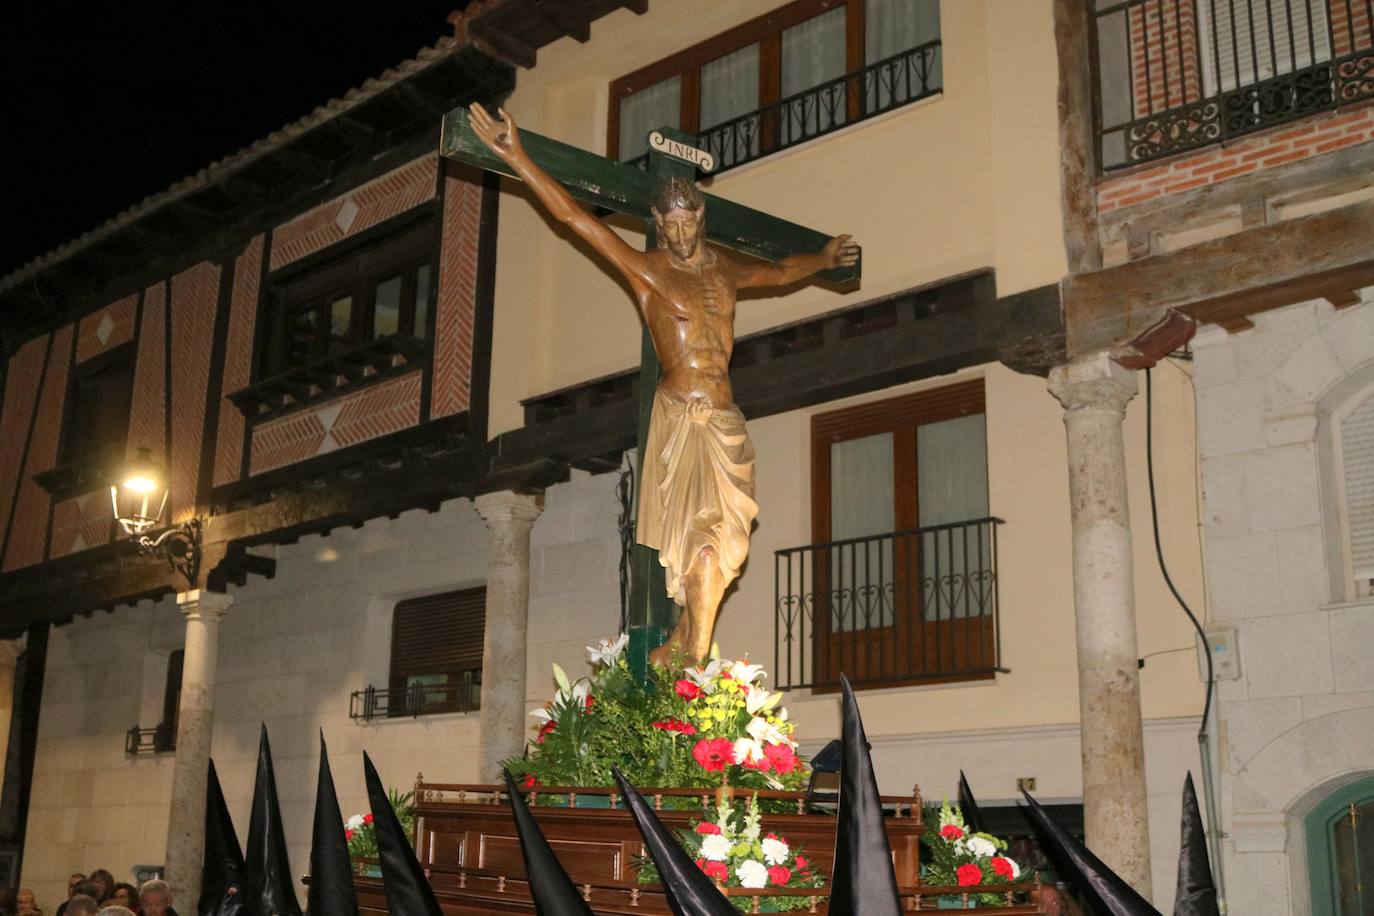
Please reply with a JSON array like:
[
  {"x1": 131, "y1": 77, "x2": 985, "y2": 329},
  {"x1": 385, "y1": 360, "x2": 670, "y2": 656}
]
[
  {"x1": 270, "y1": 155, "x2": 439, "y2": 271},
  {"x1": 0, "y1": 336, "x2": 50, "y2": 561},
  {"x1": 169, "y1": 261, "x2": 222, "y2": 522},
  {"x1": 432, "y1": 162, "x2": 482, "y2": 419},
  {"x1": 213, "y1": 235, "x2": 264, "y2": 487},
  {"x1": 249, "y1": 370, "x2": 422, "y2": 475},
  {"x1": 3, "y1": 325, "x2": 73, "y2": 571},
  {"x1": 75, "y1": 294, "x2": 136, "y2": 364},
  {"x1": 49, "y1": 491, "x2": 113, "y2": 558},
  {"x1": 127, "y1": 283, "x2": 167, "y2": 465}
]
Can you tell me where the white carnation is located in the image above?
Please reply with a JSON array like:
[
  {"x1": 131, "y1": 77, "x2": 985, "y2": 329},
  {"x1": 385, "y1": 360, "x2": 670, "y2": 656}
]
[
  {"x1": 761, "y1": 836, "x2": 790, "y2": 866},
  {"x1": 736, "y1": 859, "x2": 769, "y2": 889},
  {"x1": 346, "y1": 814, "x2": 365, "y2": 830},
  {"x1": 966, "y1": 835, "x2": 998, "y2": 858},
  {"x1": 700, "y1": 834, "x2": 732, "y2": 861}
]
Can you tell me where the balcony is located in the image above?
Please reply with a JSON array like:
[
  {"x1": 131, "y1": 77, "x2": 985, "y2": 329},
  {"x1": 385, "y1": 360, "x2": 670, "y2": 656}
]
[
  {"x1": 774, "y1": 517, "x2": 1004, "y2": 692},
  {"x1": 626, "y1": 40, "x2": 943, "y2": 175},
  {"x1": 1094, "y1": 0, "x2": 1374, "y2": 169},
  {"x1": 125, "y1": 722, "x2": 176, "y2": 755},
  {"x1": 350, "y1": 670, "x2": 482, "y2": 722}
]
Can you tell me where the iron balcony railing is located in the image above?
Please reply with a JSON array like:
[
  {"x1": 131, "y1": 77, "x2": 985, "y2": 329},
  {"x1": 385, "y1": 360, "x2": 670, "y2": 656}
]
[
  {"x1": 1094, "y1": 0, "x2": 1374, "y2": 169},
  {"x1": 126, "y1": 722, "x2": 176, "y2": 755},
  {"x1": 774, "y1": 517, "x2": 1004, "y2": 692},
  {"x1": 350, "y1": 672, "x2": 481, "y2": 722},
  {"x1": 626, "y1": 40, "x2": 943, "y2": 175}
]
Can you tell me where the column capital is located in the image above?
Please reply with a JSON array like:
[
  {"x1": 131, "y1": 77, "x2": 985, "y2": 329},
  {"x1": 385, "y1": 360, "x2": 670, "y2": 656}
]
[
  {"x1": 474, "y1": 490, "x2": 545, "y2": 525},
  {"x1": 177, "y1": 589, "x2": 234, "y2": 621},
  {"x1": 1048, "y1": 351, "x2": 1138, "y2": 413}
]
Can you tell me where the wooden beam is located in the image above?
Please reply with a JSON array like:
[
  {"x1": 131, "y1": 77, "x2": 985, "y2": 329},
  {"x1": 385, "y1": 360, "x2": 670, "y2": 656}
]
[
  {"x1": 1053, "y1": 0, "x2": 1101, "y2": 275},
  {"x1": 1064, "y1": 200, "x2": 1374, "y2": 355},
  {"x1": 533, "y1": 0, "x2": 591, "y2": 41},
  {"x1": 1326, "y1": 289, "x2": 1361, "y2": 309}
]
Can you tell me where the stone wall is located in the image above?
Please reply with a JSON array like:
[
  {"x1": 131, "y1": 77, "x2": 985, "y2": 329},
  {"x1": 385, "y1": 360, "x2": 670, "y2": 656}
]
[{"x1": 1191, "y1": 289, "x2": 1374, "y2": 914}]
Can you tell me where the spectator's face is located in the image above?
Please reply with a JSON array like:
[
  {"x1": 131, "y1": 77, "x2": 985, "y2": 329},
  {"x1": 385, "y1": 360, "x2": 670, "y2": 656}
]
[
  {"x1": 110, "y1": 889, "x2": 132, "y2": 909},
  {"x1": 17, "y1": 891, "x2": 35, "y2": 912},
  {"x1": 140, "y1": 892, "x2": 168, "y2": 916},
  {"x1": 68, "y1": 877, "x2": 85, "y2": 899}
]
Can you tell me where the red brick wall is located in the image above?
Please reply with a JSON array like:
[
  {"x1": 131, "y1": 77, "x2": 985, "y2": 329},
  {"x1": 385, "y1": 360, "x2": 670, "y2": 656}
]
[
  {"x1": 1099, "y1": 105, "x2": 1374, "y2": 211},
  {"x1": 213, "y1": 235, "x2": 264, "y2": 487},
  {"x1": 432, "y1": 163, "x2": 483, "y2": 419},
  {"x1": 3, "y1": 325, "x2": 73, "y2": 572},
  {"x1": 168, "y1": 261, "x2": 222, "y2": 522},
  {"x1": 75, "y1": 295, "x2": 136, "y2": 364},
  {"x1": 49, "y1": 491, "x2": 113, "y2": 559},
  {"x1": 0, "y1": 337, "x2": 51, "y2": 563},
  {"x1": 270, "y1": 154, "x2": 439, "y2": 271},
  {"x1": 1128, "y1": 0, "x2": 1202, "y2": 116},
  {"x1": 127, "y1": 282, "x2": 167, "y2": 465},
  {"x1": 1330, "y1": 0, "x2": 1373, "y2": 55}
]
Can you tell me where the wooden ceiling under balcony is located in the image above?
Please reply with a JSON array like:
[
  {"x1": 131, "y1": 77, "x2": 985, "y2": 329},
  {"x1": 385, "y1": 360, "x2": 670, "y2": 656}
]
[{"x1": 455, "y1": 0, "x2": 648, "y2": 68}]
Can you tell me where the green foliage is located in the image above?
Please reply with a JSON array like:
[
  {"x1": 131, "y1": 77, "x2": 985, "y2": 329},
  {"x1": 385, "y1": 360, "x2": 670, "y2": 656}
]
[
  {"x1": 921, "y1": 800, "x2": 1021, "y2": 907},
  {"x1": 345, "y1": 787, "x2": 415, "y2": 860}
]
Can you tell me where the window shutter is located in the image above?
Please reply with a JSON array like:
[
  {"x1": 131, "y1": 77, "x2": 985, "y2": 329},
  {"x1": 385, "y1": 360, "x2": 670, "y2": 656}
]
[
  {"x1": 1200, "y1": 0, "x2": 1332, "y2": 93},
  {"x1": 389, "y1": 587, "x2": 486, "y2": 686},
  {"x1": 1342, "y1": 393, "x2": 1374, "y2": 582}
]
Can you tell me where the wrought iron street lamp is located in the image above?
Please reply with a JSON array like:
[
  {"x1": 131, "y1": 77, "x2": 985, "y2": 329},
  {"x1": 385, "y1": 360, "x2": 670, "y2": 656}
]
[{"x1": 110, "y1": 447, "x2": 201, "y2": 585}]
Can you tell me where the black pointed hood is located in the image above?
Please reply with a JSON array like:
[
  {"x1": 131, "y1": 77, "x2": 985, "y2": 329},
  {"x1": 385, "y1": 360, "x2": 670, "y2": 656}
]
[
  {"x1": 502, "y1": 771, "x2": 594, "y2": 916},
  {"x1": 958, "y1": 770, "x2": 986, "y2": 835},
  {"x1": 828, "y1": 675, "x2": 902, "y2": 916},
  {"x1": 245, "y1": 725, "x2": 303, "y2": 916},
  {"x1": 612, "y1": 769, "x2": 736, "y2": 916},
  {"x1": 364, "y1": 752, "x2": 444, "y2": 916},
  {"x1": 308, "y1": 733, "x2": 361, "y2": 916},
  {"x1": 1021, "y1": 789, "x2": 1160, "y2": 915},
  {"x1": 198, "y1": 758, "x2": 246, "y2": 916},
  {"x1": 1173, "y1": 774, "x2": 1219, "y2": 916}
]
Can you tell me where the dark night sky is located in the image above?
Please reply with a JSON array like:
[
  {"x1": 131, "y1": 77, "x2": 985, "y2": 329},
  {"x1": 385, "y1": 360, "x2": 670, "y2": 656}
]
[{"x1": 1, "y1": 1, "x2": 472, "y2": 278}]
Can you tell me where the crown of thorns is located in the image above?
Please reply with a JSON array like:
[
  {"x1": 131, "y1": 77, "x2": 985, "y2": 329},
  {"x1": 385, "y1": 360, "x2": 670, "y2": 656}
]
[{"x1": 650, "y1": 176, "x2": 704, "y2": 215}]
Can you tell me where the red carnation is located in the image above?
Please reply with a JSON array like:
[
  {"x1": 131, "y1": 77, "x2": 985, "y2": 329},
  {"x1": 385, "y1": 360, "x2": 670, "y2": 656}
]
[
  {"x1": 940, "y1": 824, "x2": 965, "y2": 841},
  {"x1": 990, "y1": 856, "x2": 1014, "y2": 879},
  {"x1": 521, "y1": 773, "x2": 539, "y2": 790},
  {"x1": 537, "y1": 719, "x2": 557, "y2": 743},
  {"x1": 701, "y1": 860, "x2": 728, "y2": 882},
  {"x1": 345, "y1": 828, "x2": 354, "y2": 841},
  {"x1": 362, "y1": 813, "x2": 373, "y2": 825},
  {"x1": 585, "y1": 694, "x2": 595, "y2": 710},
  {"x1": 695, "y1": 821, "x2": 723, "y2": 835},
  {"x1": 675, "y1": 679, "x2": 702, "y2": 701},
  {"x1": 956, "y1": 864, "x2": 983, "y2": 887},
  {"x1": 763, "y1": 742, "x2": 797, "y2": 774},
  {"x1": 692, "y1": 738, "x2": 733, "y2": 772},
  {"x1": 767, "y1": 865, "x2": 792, "y2": 886},
  {"x1": 795, "y1": 855, "x2": 809, "y2": 872}
]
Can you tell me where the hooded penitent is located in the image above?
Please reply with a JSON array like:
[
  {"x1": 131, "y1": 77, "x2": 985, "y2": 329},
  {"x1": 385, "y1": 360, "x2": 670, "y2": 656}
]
[
  {"x1": 245, "y1": 726, "x2": 303, "y2": 916},
  {"x1": 958, "y1": 770, "x2": 986, "y2": 835},
  {"x1": 364, "y1": 752, "x2": 445, "y2": 916},
  {"x1": 1020, "y1": 789, "x2": 1160, "y2": 916},
  {"x1": 612, "y1": 769, "x2": 737, "y2": 916},
  {"x1": 502, "y1": 771, "x2": 594, "y2": 916},
  {"x1": 198, "y1": 759, "x2": 245, "y2": 916},
  {"x1": 1172, "y1": 773, "x2": 1219, "y2": 916},
  {"x1": 308, "y1": 734, "x2": 361, "y2": 916},
  {"x1": 827, "y1": 676, "x2": 903, "y2": 916}
]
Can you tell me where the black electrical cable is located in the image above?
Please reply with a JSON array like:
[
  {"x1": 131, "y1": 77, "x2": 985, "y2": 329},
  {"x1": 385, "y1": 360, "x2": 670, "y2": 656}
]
[{"x1": 1145, "y1": 366, "x2": 1213, "y2": 738}]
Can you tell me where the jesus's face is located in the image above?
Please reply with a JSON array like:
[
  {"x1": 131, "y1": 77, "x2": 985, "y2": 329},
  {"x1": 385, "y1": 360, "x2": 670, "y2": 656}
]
[{"x1": 655, "y1": 206, "x2": 704, "y2": 261}]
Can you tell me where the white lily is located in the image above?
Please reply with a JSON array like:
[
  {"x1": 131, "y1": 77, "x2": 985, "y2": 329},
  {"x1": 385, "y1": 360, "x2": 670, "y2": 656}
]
[
  {"x1": 732, "y1": 737, "x2": 766, "y2": 766},
  {"x1": 746, "y1": 715, "x2": 786, "y2": 746},
  {"x1": 685, "y1": 658, "x2": 726, "y2": 692},
  {"x1": 586, "y1": 632, "x2": 629, "y2": 666},
  {"x1": 729, "y1": 659, "x2": 765, "y2": 684},
  {"x1": 743, "y1": 683, "x2": 781, "y2": 715},
  {"x1": 529, "y1": 707, "x2": 553, "y2": 724}
]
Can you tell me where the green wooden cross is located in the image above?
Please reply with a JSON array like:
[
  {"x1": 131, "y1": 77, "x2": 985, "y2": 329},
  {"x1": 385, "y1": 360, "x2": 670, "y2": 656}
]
[{"x1": 439, "y1": 114, "x2": 860, "y2": 679}]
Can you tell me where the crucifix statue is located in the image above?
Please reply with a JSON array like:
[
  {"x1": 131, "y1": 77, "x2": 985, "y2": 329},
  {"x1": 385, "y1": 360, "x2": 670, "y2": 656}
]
[{"x1": 449, "y1": 104, "x2": 859, "y2": 667}]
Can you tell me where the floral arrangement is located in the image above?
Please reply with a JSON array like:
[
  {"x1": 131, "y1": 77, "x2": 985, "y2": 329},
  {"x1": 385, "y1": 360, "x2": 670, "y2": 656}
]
[
  {"x1": 345, "y1": 787, "x2": 416, "y2": 861},
  {"x1": 922, "y1": 800, "x2": 1022, "y2": 905},
  {"x1": 505, "y1": 634, "x2": 807, "y2": 797},
  {"x1": 636, "y1": 795, "x2": 825, "y2": 912}
]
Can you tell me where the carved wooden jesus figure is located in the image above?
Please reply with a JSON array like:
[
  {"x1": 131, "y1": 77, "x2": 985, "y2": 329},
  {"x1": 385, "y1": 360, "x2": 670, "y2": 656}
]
[{"x1": 470, "y1": 105, "x2": 860, "y2": 664}]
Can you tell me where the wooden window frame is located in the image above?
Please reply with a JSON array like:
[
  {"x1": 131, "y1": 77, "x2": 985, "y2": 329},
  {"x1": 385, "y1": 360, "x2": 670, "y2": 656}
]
[
  {"x1": 259, "y1": 215, "x2": 435, "y2": 380},
  {"x1": 607, "y1": 0, "x2": 869, "y2": 159},
  {"x1": 59, "y1": 344, "x2": 136, "y2": 467},
  {"x1": 809, "y1": 379, "x2": 990, "y2": 690}
]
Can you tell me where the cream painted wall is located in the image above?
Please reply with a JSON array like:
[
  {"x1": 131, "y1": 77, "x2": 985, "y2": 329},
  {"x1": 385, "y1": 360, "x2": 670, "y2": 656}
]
[{"x1": 487, "y1": 0, "x2": 1069, "y2": 437}]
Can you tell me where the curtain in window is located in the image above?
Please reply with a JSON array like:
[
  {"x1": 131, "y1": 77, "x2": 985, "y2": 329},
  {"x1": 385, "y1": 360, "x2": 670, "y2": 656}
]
[
  {"x1": 829, "y1": 432, "x2": 895, "y2": 630},
  {"x1": 781, "y1": 7, "x2": 848, "y2": 144},
  {"x1": 1342, "y1": 391, "x2": 1374, "y2": 586},
  {"x1": 865, "y1": 0, "x2": 942, "y2": 109},
  {"x1": 917, "y1": 414, "x2": 990, "y2": 620},
  {"x1": 618, "y1": 76, "x2": 681, "y2": 160},
  {"x1": 700, "y1": 43, "x2": 761, "y2": 167}
]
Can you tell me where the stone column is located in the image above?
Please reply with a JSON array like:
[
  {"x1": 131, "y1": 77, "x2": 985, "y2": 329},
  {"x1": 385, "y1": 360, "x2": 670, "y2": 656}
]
[
  {"x1": 164, "y1": 589, "x2": 234, "y2": 907},
  {"x1": 474, "y1": 491, "x2": 544, "y2": 781},
  {"x1": 0, "y1": 639, "x2": 23, "y2": 783},
  {"x1": 1048, "y1": 352, "x2": 1152, "y2": 895}
]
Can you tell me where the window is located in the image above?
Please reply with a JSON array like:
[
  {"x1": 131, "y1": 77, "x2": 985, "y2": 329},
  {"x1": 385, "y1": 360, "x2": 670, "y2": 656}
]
[
  {"x1": 1339, "y1": 388, "x2": 1374, "y2": 597},
  {"x1": 807, "y1": 379, "x2": 995, "y2": 687},
  {"x1": 62, "y1": 347, "x2": 134, "y2": 466},
  {"x1": 1197, "y1": 0, "x2": 1331, "y2": 94},
  {"x1": 608, "y1": 0, "x2": 941, "y2": 165},
  {"x1": 259, "y1": 217, "x2": 434, "y2": 379},
  {"x1": 386, "y1": 587, "x2": 485, "y2": 717}
]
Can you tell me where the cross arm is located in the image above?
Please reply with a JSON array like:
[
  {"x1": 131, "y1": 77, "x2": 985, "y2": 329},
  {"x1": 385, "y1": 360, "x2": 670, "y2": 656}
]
[{"x1": 440, "y1": 109, "x2": 860, "y2": 285}]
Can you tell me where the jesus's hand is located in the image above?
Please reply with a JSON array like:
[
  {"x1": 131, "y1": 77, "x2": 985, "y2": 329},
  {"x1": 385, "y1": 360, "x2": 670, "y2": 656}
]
[
  {"x1": 468, "y1": 103, "x2": 524, "y2": 164},
  {"x1": 823, "y1": 234, "x2": 861, "y2": 269}
]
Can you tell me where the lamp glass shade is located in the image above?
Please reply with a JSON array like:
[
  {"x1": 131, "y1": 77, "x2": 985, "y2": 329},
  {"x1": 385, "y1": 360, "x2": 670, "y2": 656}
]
[{"x1": 111, "y1": 448, "x2": 169, "y2": 535}]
